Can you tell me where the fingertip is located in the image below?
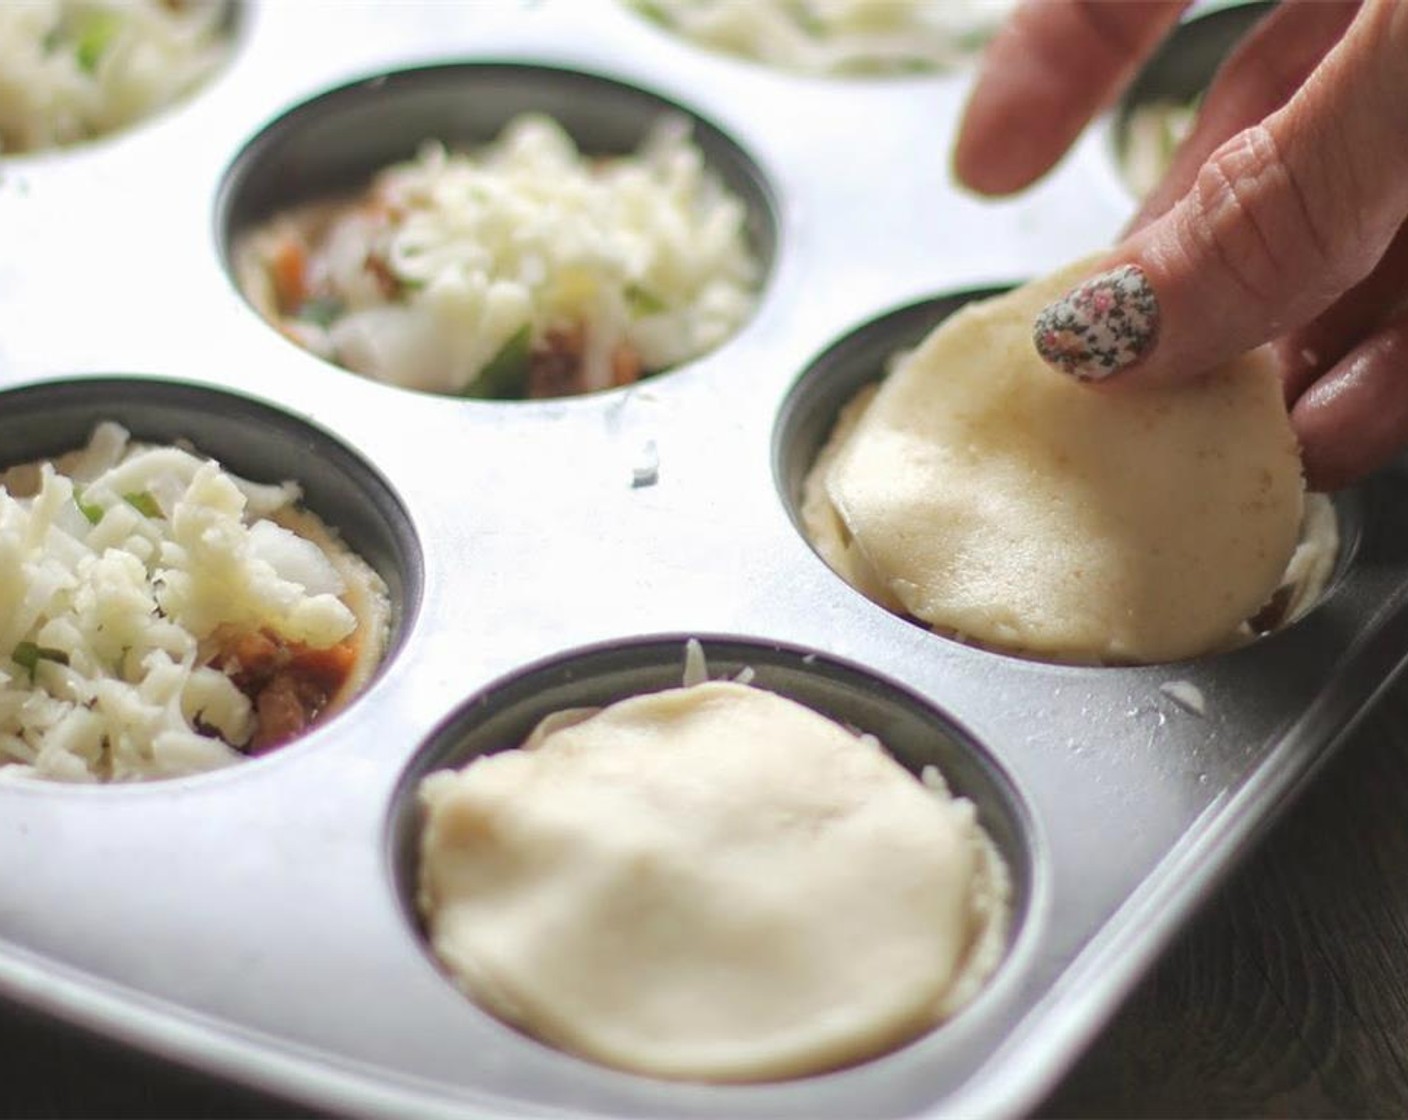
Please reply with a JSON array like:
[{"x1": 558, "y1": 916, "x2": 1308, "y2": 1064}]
[
  {"x1": 1031, "y1": 262, "x2": 1161, "y2": 383},
  {"x1": 1297, "y1": 444, "x2": 1357, "y2": 494},
  {"x1": 1295, "y1": 414, "x2": 1368, "y2": 494},
  {"x1": 950, "y1": 143, "x2": 1033, "y2": 198},
  {"x1": 951, "y1": 81, "x2": 1047, "y2": 197},
  {"x1": 955, "y1": 1, "x2": 1191, "y2": 200},
  {"x1": 1291, "y1": 325, "x2": 1408, "y2": 492},
  {"x1": 1270, "y1": 335, "x2": 1323, "y2": 408}
]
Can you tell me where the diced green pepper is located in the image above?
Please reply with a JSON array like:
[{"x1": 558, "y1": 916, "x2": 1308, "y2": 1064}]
[
  {"x1": 790, "y1": 2, "x2": 826, "y2": 38},
  {"x1": 123, "y1": 491, "x2": 162, "y2": 518},
  {"x1": 628, "y1": 0, "x2": 668, "y2": 25},
  {"x1": 463, "y1": 324, "x2": 532, "y2": 400},
  {"x1": 626, "y1": 285, "x2": 667, "y2": 317},
  {"x1": 295, "y1": 295, "x2": 346, "y2": 329},
  {"x1": 12, "y1": 641, "x2": 69, "y2": 679},
  {"x1": 73, "y1": 10, "x2": 122, "y2": 74},
  {"x1": 73, "y1": 491, "x2": 103, "y2": 525}
]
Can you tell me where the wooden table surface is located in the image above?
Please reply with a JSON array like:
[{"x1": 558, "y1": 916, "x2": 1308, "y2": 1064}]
[
  {"x1": 3, "y1": 664, "x2": 1406, "y2": 1119},
  {"x1": 1042, "y1": 667, "x2": 1408, "y2": 1119}
]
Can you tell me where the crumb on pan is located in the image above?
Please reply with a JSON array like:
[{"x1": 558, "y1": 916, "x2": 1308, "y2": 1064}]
[{"x1": 1159, "y1": 680, "x2": 1207, "y2": 717}]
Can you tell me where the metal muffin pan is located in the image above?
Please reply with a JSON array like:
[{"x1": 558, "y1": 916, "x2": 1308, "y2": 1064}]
[
  {"x1": 0, "y1": 1, "x2": 1395, "y2": 1117},
  {"x1": 1107, "y1": 0, "x2": 1274, "y2": 193},
  {"x1": 1110, "y1": 0, "x2": 1273, "y2": 157}
]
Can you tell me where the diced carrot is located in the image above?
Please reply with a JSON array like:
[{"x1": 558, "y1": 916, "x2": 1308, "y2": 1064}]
[
  {"x1": 290, "y1": 637, "x2": 359, "y2": 693},
  {"x1": 364, "y1": 252, "x2": 400, "y2": 299},
  {"x1": 362, "y1": 195, "x2": 392, "y2": 221},
  {"x1": 250, "y1": 673, "x2": 314, "y2": 754},
  {"x1": 217, "y1": 628, "x2": 282, "y2": 679},
  {"x1": 527, "y1": 326, "x2": 585, "y2": 398},
  {"x1": 269, "y1": 236, "x2": 309, "y2": 313},
  {"x1": 611, "y1": 343, "x2": 644, "y2": 387}
]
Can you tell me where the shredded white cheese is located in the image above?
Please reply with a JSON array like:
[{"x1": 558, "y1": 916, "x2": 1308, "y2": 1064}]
[
  {"x1": 1159, "y1": 680, "x2": 1207, "y2": 717},
  {"x1": 0, "y1": 0, "x2": 230, "y2": 154},
  {"x1": 1276, "y1": 493, "x2": 1339, "y2": 627},
  {"x1": 1118, "y1": 99, "x2": 1198, "y2": 198},
  {"x1": 628, "y1": 0, "x2": 1016, "y2": 76},
  {"x1": 0, "y1": 423, "x2": 365, "y2": 783},
  {"x1": 237, "y1": 113, "x2": 761, "y2": 398},
  {"x1": 630, "y1": 439, "x2": 660, "y2": 488},
  {"x1": 681, "y1": 637, "x2": 709, "y2": 688}
]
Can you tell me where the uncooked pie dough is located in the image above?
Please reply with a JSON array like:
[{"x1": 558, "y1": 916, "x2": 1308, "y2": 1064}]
[
  {"x1": 416, "y1": 679, "x2": 1009, "y2": 1081},
  {"x1": 803, "y1": 259, "x2": 1307, "y2": 663}
]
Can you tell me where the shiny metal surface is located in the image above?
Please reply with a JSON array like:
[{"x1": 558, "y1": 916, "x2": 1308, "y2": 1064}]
[{"x1": 0, "y1": 2, "x2": 1391, "y2": 1118}]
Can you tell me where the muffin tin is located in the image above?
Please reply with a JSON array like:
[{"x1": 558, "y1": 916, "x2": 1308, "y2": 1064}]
[
  {"x1": 1109, "y1": 0, "x2": 1272, "y2": 195},
  {"x1": 0, "y1": 1, "x2": 1392, "y2": 1117},
  {"x1": 1112, "y1": 0, "x2": 1272, "y2": 141}
]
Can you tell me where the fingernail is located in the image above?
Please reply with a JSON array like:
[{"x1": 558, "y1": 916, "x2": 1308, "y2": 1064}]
[{"x1": 1033, "y1": 264, "x2": 1160, "y2": 381}]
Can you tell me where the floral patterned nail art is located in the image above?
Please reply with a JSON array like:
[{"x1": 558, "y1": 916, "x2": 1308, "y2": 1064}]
[{"x1": 1033, "y1": 264, "x2": 1160, "y2": 381}]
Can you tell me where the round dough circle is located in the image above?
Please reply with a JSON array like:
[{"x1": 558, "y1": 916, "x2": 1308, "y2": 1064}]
[
  {"x1": 807, "y1": 259, "x2": 1305, "y2": 663},
  {"x1": 416, "y1": 680, "x2": 1007, "y2": 1081}
]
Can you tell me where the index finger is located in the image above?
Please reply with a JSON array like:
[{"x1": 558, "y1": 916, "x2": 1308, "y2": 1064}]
[{"x1": 953, "y1": 0, "x2": 1189, "y2": 196}]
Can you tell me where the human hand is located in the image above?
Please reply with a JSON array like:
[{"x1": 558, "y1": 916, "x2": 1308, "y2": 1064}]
[{"x1": 952, "y1": 0, "x2": 1408, "y2": 491}]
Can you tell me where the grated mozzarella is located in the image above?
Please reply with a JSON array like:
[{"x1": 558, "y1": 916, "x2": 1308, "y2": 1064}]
[
  {"x1": 237, "y1": 113, "x2": 761, "y2": 397},
  {"x1": 0, "y1": 0, "x2": 230, "y2": 154},
  {"x1": 0, "y1": 423, "x2": 379, "y2": 782},
  {"x1": 628, "y1": 0, "x2": 1017, "y2": 76}
]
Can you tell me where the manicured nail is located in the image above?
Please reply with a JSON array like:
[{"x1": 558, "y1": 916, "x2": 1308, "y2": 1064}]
[{"x1": 1033, "y1": 264, "x2": 1160, "y2": 381}]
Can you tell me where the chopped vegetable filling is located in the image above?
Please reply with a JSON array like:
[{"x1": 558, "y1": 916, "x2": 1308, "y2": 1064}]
[
  {"x1": 0, "y1": 0, "x2": 231, "y2": 153},
  {"x1": 212, "y1": 628, "x2": 361, "y2": 753},
  {"x1": 236, "y1": 113, "x2": 760, "y2": 399},
  {"x1": 0, "y1": 422, "x2": 390, "y2": 782}
]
